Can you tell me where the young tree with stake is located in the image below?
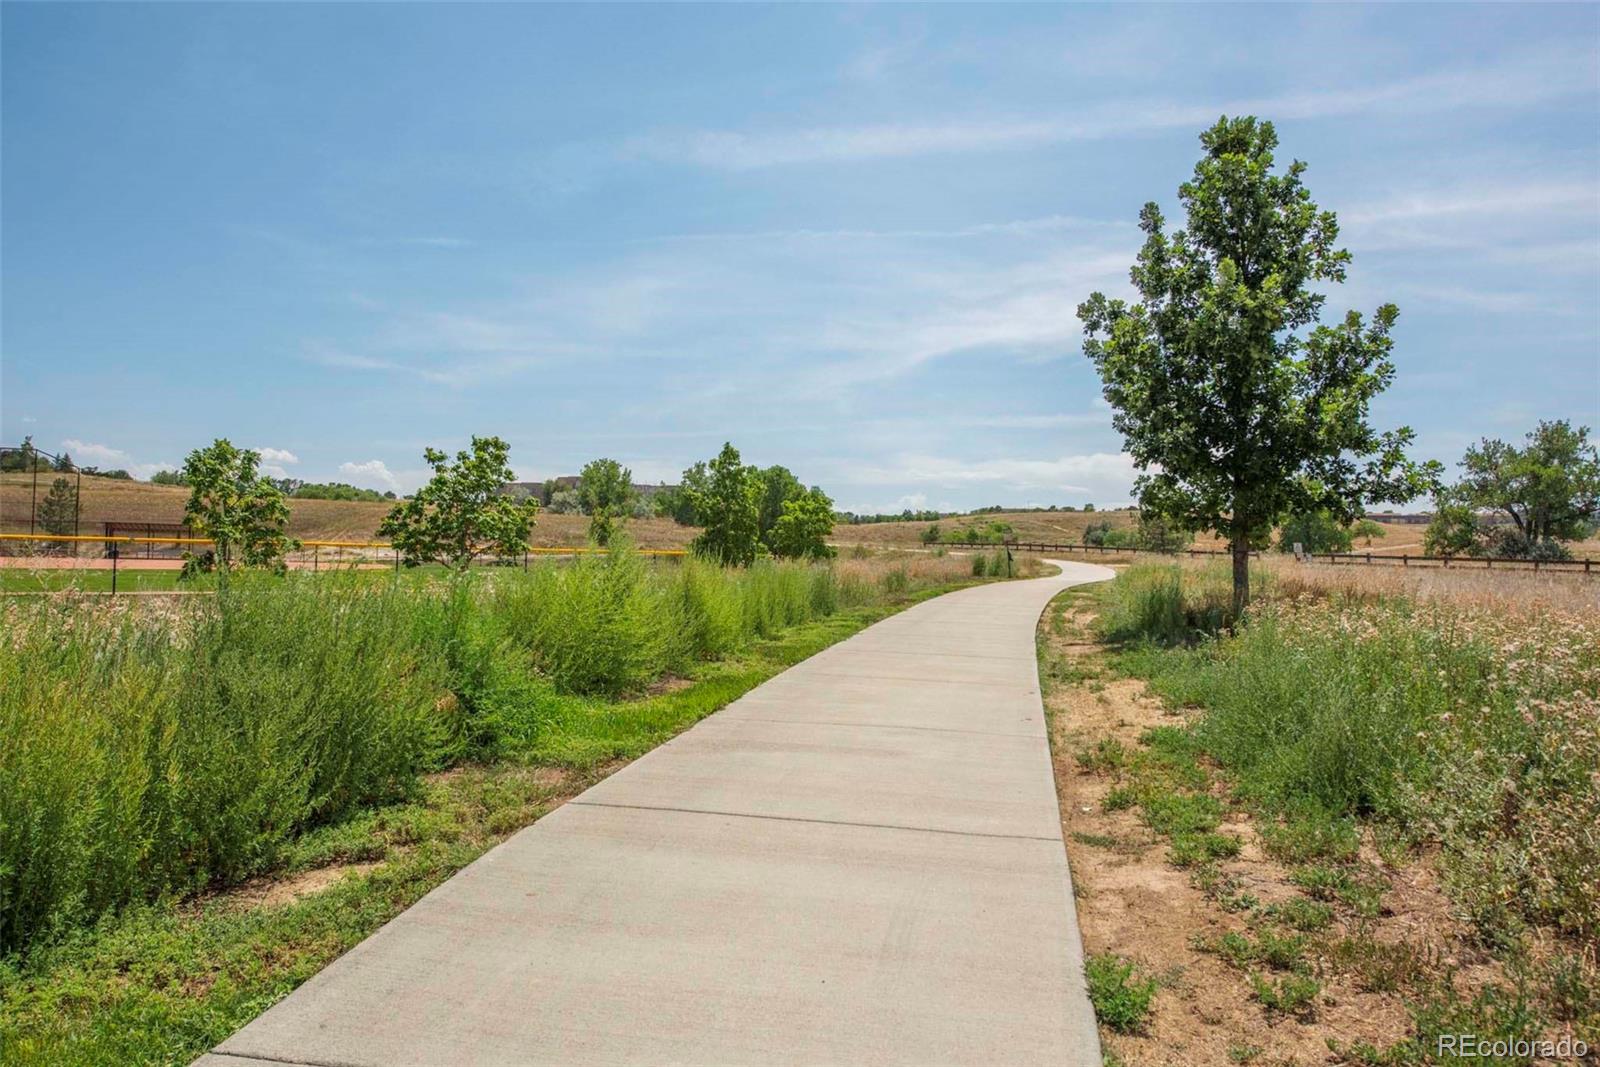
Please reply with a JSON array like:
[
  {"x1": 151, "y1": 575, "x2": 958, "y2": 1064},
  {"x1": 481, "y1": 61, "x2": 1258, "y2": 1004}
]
[{"x1": 1078, "y1": 116, "x2": 1437, "y2": 613}]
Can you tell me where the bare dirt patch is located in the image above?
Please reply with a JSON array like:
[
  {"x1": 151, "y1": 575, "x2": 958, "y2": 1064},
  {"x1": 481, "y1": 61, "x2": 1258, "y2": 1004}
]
[{"x1": 220, "y1": 862, "x2": 387, "y2": 911}]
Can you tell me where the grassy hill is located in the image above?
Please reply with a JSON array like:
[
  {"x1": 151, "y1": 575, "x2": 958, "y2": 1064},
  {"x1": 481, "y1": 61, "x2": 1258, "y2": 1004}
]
[
  {"x1": 9, "y1": 476, "x2": 1592, "y2": 558},
  {"x1": 0, "y1": 474, "x2": 695, "y2": 549},
  {"x1": 831, "y1": 509, "x2": 1141, "y2": 548}
]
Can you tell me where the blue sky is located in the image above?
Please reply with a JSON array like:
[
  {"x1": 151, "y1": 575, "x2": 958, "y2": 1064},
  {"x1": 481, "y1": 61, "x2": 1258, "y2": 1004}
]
[{"x1": 3, "y1": 3, "x2": 1597, "y2": 512}]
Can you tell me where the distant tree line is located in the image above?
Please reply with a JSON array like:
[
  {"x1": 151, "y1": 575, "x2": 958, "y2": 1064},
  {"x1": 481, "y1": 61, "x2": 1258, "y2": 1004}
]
[
  {"x1": 1, "y1": 437, "x2": 129, "y2": 478},
  {"x1": 151, "y1": 469, "x2": 399, "y2": 502},
  {"x1": 835, "y1": 503, "x2": 1118, "y2": 525}
]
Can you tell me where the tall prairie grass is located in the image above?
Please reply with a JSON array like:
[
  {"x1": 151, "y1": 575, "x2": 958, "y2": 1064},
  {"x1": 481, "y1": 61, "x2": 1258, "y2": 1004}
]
[
  {"x1": 0, "y1": 578, "x2": 448, "y2": 954},
  {"x1": 1098, "y1": 562, "x2": 1600, "y2": 949},
  {"x1": 1, "y1": 544, "x2": 998, "y2": 955}
]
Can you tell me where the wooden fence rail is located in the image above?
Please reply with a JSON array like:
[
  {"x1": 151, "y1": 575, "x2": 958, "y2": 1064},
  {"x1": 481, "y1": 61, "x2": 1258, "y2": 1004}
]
[{"x1": 1002, "y1": 540, "x2": 1597, "y2": 576}]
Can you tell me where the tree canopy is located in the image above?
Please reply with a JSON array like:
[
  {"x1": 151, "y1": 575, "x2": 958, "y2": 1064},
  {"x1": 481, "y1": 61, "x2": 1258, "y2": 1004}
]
[
  {"x1": 687, "y1": 443, "x2": 761, "y2": 565},
  {"x1": 755, "y1": 465, "x2": 804, "y2": 544},
  {"x1": 1424, "y1": 420, "x2": 1599, "y2": 559},
  {"x1": 180, "y1": 439, "x2": 298, "y2": 576},
  {"x1": 379, "y1": 436, "x2": 537, "y2": 569},
  {"x1": 1455, "y1": 421, "x2": 1599, "y2": 545},
  {"x1": 1078, "y1": 116, "x2": 1436, "y2": 611},
  {"x1": 768, "y1": 487, "x2": 836, "y2": 560},
  {"x1": 578, "y1": 458, "x2": 636, "y2": 546}
]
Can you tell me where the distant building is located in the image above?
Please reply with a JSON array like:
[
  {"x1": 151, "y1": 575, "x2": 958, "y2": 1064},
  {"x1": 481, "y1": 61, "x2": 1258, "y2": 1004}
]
[{"x1": 1366, "y1": 511, "x2": 1433, "y2": 525}]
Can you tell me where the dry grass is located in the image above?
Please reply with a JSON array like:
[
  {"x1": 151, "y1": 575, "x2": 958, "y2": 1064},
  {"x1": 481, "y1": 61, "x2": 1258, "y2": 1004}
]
[
  {"x1": 832, "y1": 509, "x2": 1139, "y2": 548},
  {"x1": 1, "y1": 473, "x2": 699, "y2": 549},
  {"x1": 1254, "y1": 554, "x2": 1600, "y2": 612}
]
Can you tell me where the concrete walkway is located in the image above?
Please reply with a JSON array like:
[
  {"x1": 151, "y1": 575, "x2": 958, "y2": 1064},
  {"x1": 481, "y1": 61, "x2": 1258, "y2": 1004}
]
[{"x1": 200, "y1": 560, "x2": 1112, "y2": 1067}]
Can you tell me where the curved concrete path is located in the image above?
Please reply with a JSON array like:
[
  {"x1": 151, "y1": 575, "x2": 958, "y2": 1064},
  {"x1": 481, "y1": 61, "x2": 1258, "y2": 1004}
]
[{"x1": 201, "y1": 560, "x2": 1112, "y2": 1067}]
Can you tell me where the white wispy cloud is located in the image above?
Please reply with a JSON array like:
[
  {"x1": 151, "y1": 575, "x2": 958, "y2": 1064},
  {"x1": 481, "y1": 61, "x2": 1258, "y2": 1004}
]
[
  {"x1": 60, "y1": 438, "x2": 129, "y2": 464},
  {"x1": 58, "y1": 439, "x2": 173, "y2": 480},
  {"x1": 1340, "y1": 178, "x2": 1600, "y2": 267},
  {"x1": 842, "y1": 451, "x2": 1141, "y2": 497},
  {"x1": 339, "y1": 459, "x2": 399, "y2": 490},
  {"x1": 629, "y1": 45, "x2": 1595, "y2": 169},
  {"x1": 638, "y1": 215, "x2": 1129, "y2": 244},
  {"x1": 953, "y1": 412, "x2": 1110, "y2": 430}
]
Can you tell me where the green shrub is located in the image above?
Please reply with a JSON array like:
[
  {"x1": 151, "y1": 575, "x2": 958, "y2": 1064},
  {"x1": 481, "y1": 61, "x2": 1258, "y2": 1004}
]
[
  {"x1": 881, "y1": 566, "x2": 910, "y2": 595},
  {"x1": 0, "y1": 549, "x2": 872, "y2": 956},
  {"x1": 1085, "y1": 953, "x2": 1158, "y2": 1033},
  {"x1": 0, "y1": 577, "x2": 450, "y2": 954},
  {"x1": 1093, "y1": 564, "x2": 1241, "y2": 644},
  {"x1": 1250, "y1": 972, "x2": 1320, "y2": 1016},
  {"x1": 490, "y1": 546, "x2": 674, "y2": 695}
]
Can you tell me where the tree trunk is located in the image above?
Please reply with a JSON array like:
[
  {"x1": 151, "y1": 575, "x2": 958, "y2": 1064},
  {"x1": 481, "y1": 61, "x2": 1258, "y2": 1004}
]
[{"x1": 1231, "y1": 533, "x2": 1250, "y2": 619}]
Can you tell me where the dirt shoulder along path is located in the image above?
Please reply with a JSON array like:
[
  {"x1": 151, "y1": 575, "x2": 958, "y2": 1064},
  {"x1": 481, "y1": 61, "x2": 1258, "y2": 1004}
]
[{"x1": 1038, "y1": 587, "x2": 1538, "y2": 1067}]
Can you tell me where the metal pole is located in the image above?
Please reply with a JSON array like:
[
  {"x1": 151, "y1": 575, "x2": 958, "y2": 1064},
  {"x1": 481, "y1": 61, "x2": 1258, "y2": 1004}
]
[{"x1": 109, "y1": 545, "x2": 119, "y2": 596}]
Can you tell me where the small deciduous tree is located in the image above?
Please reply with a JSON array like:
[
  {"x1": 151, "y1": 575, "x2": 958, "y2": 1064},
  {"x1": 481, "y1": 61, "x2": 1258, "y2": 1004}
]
[
  {"x1": 379, "y1": 436, "x2": 537, "y2": 569},
  {"x1": 578, "y1": 457, "x2": 636, "y2": 547},
  {"x1": 1422, "y1": 497, "x2": 1483, "y2": 558},
  {"x1": 1078, "y1": 116, "x2": 1437, "y2": 614},
  {"x1": 546, "y1": 487, "x2": 583, "y2": 514},
  {"x1": 1350, "y1": 518, "x2": 1387, "y2": 547},
  {"x1": 659, "y1": 461, "x2": 709, "y2": 525},
  {"x1": 688, "y1": 443, "x2": 760, "y2": 565},
  {"x1": 755, "y1": 465, "x2": 804, "y2": 545},
  {"x1": 1453, "y1": 421, "x2": 1599, "y2": 552},
  {"x1": 181, "y1": 439, "x2": 298, "y2": 576},
  {"x1": 1277, "y1": 510, "x2": 1354, "y2": 554},
  {"x1": 768, "y1": 488, "x2": 836, "y2": 560},
  {"x1": 1134, "y1": 513, "x2": 1187, "y2": 553}
]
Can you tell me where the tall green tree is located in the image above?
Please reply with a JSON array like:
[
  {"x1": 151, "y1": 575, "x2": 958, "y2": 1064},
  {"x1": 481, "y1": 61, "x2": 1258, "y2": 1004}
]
[
  {"x1": 1453, "y1": 420, "x2": 1599, "y2": 550},
  {"x1": 659, "y1": 461, "x2": 709, "y2": 525},
  {"x1": 768, "y1": 487, "x2": 836, "y2": 560},
  {"x1": 379, "y1": 436, "x2": 537, "y2": 569},
  {"x1": 687, "y1": 443, "x2": 760, "y2": 565},
  {"x1": 1078, "y1": 116, "x2": 1437, "y2": 613},
  {"x1": 181, "y1": 439, "x2": 298, "y2": 576},
  {"x1": 578, "y1": 457, "x2": 636, "y2": 546},
  {"x1": 755, "y1": 465, "x2": 804, "y2": 544}
]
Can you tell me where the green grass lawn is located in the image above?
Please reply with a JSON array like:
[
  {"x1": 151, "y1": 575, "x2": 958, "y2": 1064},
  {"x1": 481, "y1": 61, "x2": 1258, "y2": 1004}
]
[
  {"x1": 0, "y1": 580, "x2": 975, "y2": 1066},
  {"x1": 0, "y1": 566, "x2": 195, "y2": 593}
]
